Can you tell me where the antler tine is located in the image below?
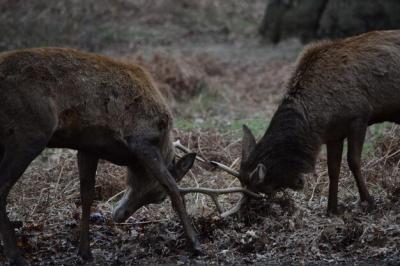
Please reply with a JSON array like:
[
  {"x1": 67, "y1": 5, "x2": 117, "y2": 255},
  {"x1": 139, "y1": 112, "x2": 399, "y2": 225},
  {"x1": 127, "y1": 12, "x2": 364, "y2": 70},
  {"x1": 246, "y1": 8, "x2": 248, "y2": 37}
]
[
  {"x1": 209, "y1": 160, "x2": 240, "y2": 178},
  {"x1": 173, "y1": 140, "x2": 240, "y2": 177},
  {"x1": 179, "y1": 186, "x2": 262, "y2": 198},
  {"x1": 220, "y1": 195, "x2": 247, "y2": 218},
  {"x1": 173, "y1": 140, "x2": 207, "y2": 163},
  {"x1": 174, "y1": 139, "x2": 262, "y2": 218},
  {"x1": 179, "y1": 186, "x2": 263, "y2": 218}
]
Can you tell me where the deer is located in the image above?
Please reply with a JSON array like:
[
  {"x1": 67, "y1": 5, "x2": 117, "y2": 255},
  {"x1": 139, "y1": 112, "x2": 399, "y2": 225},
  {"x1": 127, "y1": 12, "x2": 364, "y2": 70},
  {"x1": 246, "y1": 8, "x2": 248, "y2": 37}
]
[
  {"x1": 229, "y1": 30, "x2": 400, "y2": 215},
  {"x1": 177, "y1": 30, "x2": 400, "y2": 218},
  {"x1": 0, "y1": 47, "x2": 201, "y2": 265}
]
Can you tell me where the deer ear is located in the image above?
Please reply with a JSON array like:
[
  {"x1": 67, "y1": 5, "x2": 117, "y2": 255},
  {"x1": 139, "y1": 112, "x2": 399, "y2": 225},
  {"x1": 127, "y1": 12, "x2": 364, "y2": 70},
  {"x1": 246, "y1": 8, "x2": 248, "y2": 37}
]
[
  {"x1": 249, "y1": 163, "x2": 266, "y2": 184},
  {"x1": 173, "y1": 153, "x2": 196, "y2": 182},
  {"x1": 242, "y1": 125, "x2": 256, "y2": 163}
]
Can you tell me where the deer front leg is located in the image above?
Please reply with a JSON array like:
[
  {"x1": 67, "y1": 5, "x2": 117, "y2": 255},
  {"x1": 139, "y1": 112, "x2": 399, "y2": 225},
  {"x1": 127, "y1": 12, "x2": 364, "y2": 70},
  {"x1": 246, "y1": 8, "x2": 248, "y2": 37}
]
[
  {"x1": 77, "y1": 151, "x2": 98, "y2": 261},
  {"x1": 347, "y1": 120, "x2": 374, "y2": 209},
  {"x1": 0, "y1": 139, "x2": 48, "y2": 265},
  {"x1": 326, "y1": 140, "x2": 344, "y2": 215},
  {"x1": 131, "y1": 142, "x2": 201, "y2": 253}
]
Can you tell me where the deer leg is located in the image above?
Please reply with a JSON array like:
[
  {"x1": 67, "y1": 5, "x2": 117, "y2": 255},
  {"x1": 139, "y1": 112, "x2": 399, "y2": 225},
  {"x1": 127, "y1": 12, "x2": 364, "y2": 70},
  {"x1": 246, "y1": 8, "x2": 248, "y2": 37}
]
[
  {"x1": 347, "y1": 121, "x2": 374, "y2": 208},
  {"x1": 77, "y1": 151, "x2": 98, "y2": 261},
  {"x1": 326, "y1": 140, "x2": 344, "y2": 215},
  {"x1": 0, "y1": 140, "x2": 48, "y2": 266},
  {"x1": 131, "y1": 143, "x2": 201, "y2": 253}
]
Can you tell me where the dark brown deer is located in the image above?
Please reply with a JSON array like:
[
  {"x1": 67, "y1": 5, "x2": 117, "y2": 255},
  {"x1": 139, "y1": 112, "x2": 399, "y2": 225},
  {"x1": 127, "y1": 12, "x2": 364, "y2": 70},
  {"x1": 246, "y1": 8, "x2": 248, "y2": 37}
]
[
  {"x1": 0, "y1": 47, "x2": 198, "y2": 265},
  {"x1": 234, "y1": 30, "x2": 400, "y2": 214}
]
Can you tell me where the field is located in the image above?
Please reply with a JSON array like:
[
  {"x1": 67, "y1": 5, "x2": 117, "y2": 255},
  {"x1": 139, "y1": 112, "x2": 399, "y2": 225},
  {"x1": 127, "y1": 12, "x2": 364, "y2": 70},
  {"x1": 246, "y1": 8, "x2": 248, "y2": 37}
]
[{"x1": 1, "y1": 1, "x2": 400, "y2": 265}]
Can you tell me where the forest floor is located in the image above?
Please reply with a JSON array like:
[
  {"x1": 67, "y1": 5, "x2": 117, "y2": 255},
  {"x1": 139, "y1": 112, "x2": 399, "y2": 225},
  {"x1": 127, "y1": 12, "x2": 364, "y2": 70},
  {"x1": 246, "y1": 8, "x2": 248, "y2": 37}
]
[{"x1": 1, "y1": 1, "x2": 400, "y2": 265}]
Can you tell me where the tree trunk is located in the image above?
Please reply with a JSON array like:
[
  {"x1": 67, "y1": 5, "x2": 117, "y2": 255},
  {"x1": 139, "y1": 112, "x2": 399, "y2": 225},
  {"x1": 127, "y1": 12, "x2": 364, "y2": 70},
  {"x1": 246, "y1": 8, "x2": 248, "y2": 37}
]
[{"x1": 260, "y1": 0, "x2": 400, "y2": 43}]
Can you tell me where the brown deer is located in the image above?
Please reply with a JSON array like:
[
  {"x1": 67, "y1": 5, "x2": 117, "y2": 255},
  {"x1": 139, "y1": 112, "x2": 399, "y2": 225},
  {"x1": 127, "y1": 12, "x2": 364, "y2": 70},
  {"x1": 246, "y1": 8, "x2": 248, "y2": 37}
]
[
  {"x1": 234, "y1": 30, "x2": 400, "y2": 214},
  {"x1": 206, "y1": 30, "x2": 400, "y2": 215},
  {"x1": 0, "y1": 47, "x2": 198, "y2": 265}
]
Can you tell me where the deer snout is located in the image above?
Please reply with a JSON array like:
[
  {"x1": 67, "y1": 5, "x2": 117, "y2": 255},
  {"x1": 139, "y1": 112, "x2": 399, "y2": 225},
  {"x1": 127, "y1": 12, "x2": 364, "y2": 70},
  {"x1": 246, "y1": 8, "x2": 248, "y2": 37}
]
[
  {"x1": 112, "y1": 206, "x2": 130, "y2": 223},
  {"x1": 112, "y1": 190, "x2": 139, "y2": 223}
]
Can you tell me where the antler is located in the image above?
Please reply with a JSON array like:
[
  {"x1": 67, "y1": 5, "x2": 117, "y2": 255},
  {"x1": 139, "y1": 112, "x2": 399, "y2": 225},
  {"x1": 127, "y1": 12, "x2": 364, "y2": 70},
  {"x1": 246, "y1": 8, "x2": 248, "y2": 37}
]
[
  {"x1": 174, "y1": 140, "x2": 240, "y2": 176},
  {"x1": 208, "y1": 160, "x2": 240, "y2": 177},
  {"x1": 173, "y1": 140, "x2": 263, "y2": 217},
  {"x1": 219, "y1": 195, "x2": 248, "y2": 218},
  {"x1": 173, "y1": 140, "x2": 207, "y2": 163}
]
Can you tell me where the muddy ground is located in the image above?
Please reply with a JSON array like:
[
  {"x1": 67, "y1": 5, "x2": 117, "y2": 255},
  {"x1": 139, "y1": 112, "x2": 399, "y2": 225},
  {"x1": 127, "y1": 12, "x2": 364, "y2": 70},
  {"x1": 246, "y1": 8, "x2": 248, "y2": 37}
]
[{"x1": 1, "y1": 1, "x2": 400, "y2": 265}]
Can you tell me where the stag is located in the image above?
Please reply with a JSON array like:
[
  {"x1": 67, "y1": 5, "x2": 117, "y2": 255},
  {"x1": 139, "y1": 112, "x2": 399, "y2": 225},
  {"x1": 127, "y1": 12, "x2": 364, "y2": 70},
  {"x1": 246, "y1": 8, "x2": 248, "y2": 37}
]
[
  {"x1": 235, "y1": 30, "x2": 400, "y2": 214},
  {"x1": 171, "y1": 30, "x2": 400, "y2": 217},
  {"x1": 0, "y1": 47, "x2": 198, "y2": 265}
]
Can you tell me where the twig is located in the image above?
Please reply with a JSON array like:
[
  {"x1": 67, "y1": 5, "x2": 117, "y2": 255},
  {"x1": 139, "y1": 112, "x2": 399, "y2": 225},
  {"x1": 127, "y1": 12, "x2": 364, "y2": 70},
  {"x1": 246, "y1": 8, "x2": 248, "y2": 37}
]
[
  {"x1": 308, "y1": 171, "x2": 326, "y2": 204},
  {"x1": 114, "y1": 219, "x2": 168, "y2": 225},
  {"x1": 229, "y1": 157, "x2": 240, "y2": 169},
  {"x1": 54, "y1": 160, "x2": 66, "y2": 193},
  {"x1": 30, "y1": 187, "x2": 50, "y2": 216}
]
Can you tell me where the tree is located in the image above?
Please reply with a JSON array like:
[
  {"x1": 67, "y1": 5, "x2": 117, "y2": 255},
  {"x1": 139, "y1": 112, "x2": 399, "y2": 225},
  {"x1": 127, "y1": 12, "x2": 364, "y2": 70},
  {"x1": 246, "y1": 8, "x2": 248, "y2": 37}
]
[{"x1": 259, "y1": 0, "x2": 400, "y2": 43}]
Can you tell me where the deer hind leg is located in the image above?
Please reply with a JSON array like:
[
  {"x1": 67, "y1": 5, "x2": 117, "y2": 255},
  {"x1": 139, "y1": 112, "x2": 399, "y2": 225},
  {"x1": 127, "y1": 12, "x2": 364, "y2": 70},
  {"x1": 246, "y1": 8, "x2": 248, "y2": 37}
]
[
  {"x1": 326, "y1": 140, "x2": 344, "y2": 215},
  {"x1": 0, "y1": 137, "x2": 49, "y2": 266},
  {"x1": 130, "y1": 142, "x2": 201, "y2": 253},
  {"x1": 347, "y1": 120, "x2": 374, "y2": 209},
  {"x1": 77, "y1": 151, "x2": 98, "y2": 261}
]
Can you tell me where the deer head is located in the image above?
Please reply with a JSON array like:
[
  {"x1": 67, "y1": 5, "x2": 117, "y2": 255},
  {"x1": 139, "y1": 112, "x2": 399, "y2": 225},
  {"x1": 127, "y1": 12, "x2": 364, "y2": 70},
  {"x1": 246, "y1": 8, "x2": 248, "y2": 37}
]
[
  {"x1": 239, "y1": 125, "x2": 305, "y2": 193},
  {"x1": 112, "y1": 153, "x2": 196, "y2": 223}
]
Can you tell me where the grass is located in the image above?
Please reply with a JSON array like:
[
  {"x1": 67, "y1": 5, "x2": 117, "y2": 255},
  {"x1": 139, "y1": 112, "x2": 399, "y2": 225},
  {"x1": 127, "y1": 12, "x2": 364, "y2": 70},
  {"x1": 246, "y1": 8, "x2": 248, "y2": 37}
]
[
  {"x1": 227, "y1": 117, "x2": 268, "y2": 138},
  {"x1": 176, "y1": 86, "x2": 268, "y2": 137},
  {"x1": 175, "y1": 90, "x2": 268, "y2": 137},
  {"x1": 364, "y1": 122, "x2": 393, "y2": 154},
  {"x1": 175, "y1": 116, "x2": 268, "y2": 137}
]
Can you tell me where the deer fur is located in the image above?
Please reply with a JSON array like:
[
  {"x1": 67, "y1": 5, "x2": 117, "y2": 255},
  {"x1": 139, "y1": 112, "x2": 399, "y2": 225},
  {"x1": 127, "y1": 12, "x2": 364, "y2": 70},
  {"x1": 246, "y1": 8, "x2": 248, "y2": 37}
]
[
  {"x1": 0, "y1": 47, "x2": 198, "y2": 265},
  {"x1": 240, "y1": 30, "x2": 400, "y2": 213}
]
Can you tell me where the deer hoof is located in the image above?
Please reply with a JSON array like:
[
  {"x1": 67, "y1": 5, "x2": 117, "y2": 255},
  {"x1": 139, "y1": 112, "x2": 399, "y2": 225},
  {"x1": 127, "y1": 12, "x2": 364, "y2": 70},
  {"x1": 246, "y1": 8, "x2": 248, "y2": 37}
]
[
  {"x1": 190, "y1": 239, "x2": 203, "y2": 256},
  {"x1": 78, "y1": 248, "x2": 93, "y2": 261},
  {"x1": 360, "y1": 196, "x2": 375, "y2": 211},
  {"x1": 326, "y1": 209, "x2": 339, "y2": 217},
  {"x1": 326, "y1": 205, "x2": 344, "y2": 216}
]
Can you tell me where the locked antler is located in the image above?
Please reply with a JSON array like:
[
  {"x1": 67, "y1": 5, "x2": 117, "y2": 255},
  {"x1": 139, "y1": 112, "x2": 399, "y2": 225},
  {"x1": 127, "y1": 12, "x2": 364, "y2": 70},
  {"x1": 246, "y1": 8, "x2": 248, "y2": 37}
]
[{"x1": 173, "y1": 140, "x2": 263, "y2": 217}]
